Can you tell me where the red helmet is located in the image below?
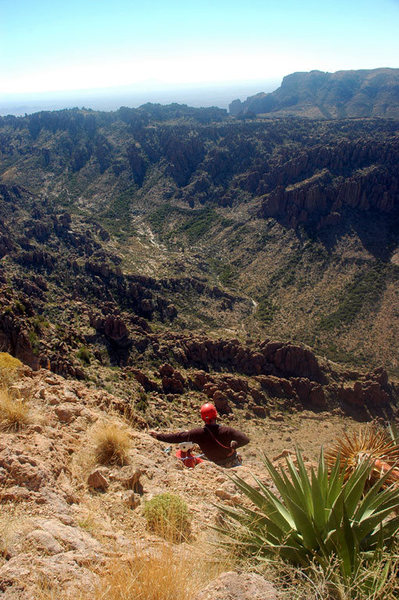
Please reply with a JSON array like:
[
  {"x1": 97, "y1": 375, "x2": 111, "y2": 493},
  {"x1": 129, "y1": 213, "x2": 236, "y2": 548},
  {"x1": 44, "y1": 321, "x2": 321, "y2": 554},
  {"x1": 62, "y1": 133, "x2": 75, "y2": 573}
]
[{"x1": 200, "y1": 403, "x2": 218, "y2": 423}]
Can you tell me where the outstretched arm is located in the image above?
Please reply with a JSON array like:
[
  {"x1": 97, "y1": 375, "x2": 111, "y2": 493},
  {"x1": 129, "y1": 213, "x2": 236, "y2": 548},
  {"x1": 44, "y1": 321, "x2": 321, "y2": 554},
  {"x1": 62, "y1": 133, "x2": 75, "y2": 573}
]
[
  {"x1": 229, "y1": 428, "x2": 250, "y2": 449},
  {"x1": 149, "y1": 430, "x2": 197, "y2": 443}
]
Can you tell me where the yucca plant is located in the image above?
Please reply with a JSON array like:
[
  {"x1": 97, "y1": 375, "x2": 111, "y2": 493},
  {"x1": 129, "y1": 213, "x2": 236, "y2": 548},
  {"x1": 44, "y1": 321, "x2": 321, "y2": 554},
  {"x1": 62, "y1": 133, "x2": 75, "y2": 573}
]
[
  {"x1": 326, "y1": 426, "x2": 399, "y2": 488},
  {"x1": 216, "y1": 449, "x2": 399, "y2": 585}
]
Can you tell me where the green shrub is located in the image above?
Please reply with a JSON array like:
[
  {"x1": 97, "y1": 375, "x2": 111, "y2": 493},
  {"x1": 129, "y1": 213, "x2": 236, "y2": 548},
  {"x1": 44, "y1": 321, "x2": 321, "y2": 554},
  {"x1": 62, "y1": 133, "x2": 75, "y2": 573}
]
[
  {"x1": 144, "y1": 493, "x2": 191, "y2": 543},
  {"x1": 256, "y1": 296, "x2": 279, "y2": 324},
  {"x1": 178, "y1": 208, "x2": 219, "y2": 242},
  {"x1": 77, "y1": 346, "x2": 91, "y2": 365},
  {"x1": 28, "y1": 330, "x2": 40, "y2": 353},
  {"x1": 14, "y1": 300, "x2": 26, "y2": 314},
  {"x1": 319, "y1": 265, "x2": 388, "y2": 331},
  {"x1": 216, "y1": 448, "x2": 399, "y2": 594},
  {"x1": 136, "y1": 391, "x2": 149, "y2": 413},
  {"x1": 148, "y1": 203, "x2": 174, "y2": 233}
]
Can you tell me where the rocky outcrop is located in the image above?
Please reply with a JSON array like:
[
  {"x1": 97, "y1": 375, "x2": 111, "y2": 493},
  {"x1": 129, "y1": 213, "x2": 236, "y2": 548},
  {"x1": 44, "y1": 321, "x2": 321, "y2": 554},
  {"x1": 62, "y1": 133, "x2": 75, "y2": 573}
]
[
  {"x1": 0, "y1": 445, "x2": 50, "y2": 491},
  {"x1": 259, "y1": 164, "x2": 399, "y2": 229},
  {"x1": 126, "y1": 368, "x2": 160, "y2": 392},
  {"x1": 194, "y1": 571, "x2": 278, "y2": 600},
  {"x1": 339, "y1": 379, "x2": 390, "y2": 408},
  {"x1": 0, "y1": 311, "x2": 40, "y2": 370},
  {"x1": 170, "y1": 336, "x2": 324, "y2": 382},
  {"x1": 159, "y1": 363, "x2": 186, "y2": 394},
  {"x1": 91, "y1": 314, "x2": 131, "y2": 348}
]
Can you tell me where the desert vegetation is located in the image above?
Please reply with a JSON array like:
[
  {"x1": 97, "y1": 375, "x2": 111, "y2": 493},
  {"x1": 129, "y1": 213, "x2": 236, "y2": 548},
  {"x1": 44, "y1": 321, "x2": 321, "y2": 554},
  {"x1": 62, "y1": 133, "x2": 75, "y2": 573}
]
[
  {"x1": 92, "y1": 422, "x2": 131, "y2": 466},
  {"x1": 216, "y1": 429, "x2": 399, "y2": 599},
  {"x1": 0, "y1": 352, "x2": 32, "y2": 430},
  {"x1": 144, "y1": 493, "x2": 191, "y2": 543},
  {"x1": 0, "y1": 388, "x2": 31, "y2": 431}
]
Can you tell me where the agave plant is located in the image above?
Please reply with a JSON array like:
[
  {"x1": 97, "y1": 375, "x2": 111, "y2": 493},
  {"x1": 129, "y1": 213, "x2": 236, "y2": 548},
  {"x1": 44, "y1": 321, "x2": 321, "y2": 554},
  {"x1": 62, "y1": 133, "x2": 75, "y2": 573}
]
[
  {"x1": 216, "y1": 449, "x2": 399, "y2": 581},
  {"x1": 326, "y1": 426, "x2": 399, "y2": 488}
]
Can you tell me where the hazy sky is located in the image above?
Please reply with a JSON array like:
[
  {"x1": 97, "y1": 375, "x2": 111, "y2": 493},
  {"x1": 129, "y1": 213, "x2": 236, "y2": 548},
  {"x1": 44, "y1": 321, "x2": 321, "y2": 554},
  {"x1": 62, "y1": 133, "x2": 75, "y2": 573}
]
[{"x1": 1, "y1": 0, "x2": 399, "y2": 95}]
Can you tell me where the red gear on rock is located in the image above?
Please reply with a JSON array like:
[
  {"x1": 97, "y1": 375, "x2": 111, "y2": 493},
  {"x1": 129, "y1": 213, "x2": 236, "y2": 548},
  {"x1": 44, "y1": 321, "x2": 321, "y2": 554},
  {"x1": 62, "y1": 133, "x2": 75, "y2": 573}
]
[
  {"x1": 175, "y1": 449, "x2": 203, "y2": 468},
  {"x1": 200, "y1": 402, "x2": 218, "y2": 423}
]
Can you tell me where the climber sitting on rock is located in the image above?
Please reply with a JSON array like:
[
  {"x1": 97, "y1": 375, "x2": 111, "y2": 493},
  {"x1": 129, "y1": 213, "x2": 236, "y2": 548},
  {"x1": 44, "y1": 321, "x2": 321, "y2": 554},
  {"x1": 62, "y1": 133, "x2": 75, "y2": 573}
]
[{"x1": 149, "y1": 403, "x2": 250, "y2": 468}]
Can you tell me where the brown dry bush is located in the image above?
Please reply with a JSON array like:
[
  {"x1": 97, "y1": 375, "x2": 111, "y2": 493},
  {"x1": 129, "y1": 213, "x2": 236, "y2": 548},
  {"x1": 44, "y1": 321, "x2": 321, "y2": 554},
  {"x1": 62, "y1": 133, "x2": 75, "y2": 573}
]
[
  {"x1": 0, "y1": 352, "x2": 24, "y2": 387},
  {"x1": 0, "y1": 387, "x2": 31, "y2": 431},
  {"x1": 92, "y1": 422, "x2": 131, "y2": 465},
  {"x1": 80, "y1": 543, "x2": 225, "y2": 600}
]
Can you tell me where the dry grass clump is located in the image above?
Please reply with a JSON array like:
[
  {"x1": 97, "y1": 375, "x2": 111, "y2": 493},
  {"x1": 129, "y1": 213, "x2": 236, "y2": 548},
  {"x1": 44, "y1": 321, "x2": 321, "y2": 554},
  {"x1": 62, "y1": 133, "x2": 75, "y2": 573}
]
[
  {"x1": 78, "y1": 543, "x2": 225, "y2": 600},
  {"x1": 0, "y1": 504, "x2": 31, "y2": 563},
  {"x1": 262, "y1": 553, "x2": 399, "y2": 600},
  {"x1": 92, "y1": 422, "x2": 131, "y2": 465},
  {"x1": 326, "y1": 425, "x2": 399, "y2": 487},
  {"x1": 0, "y1": 352, "x2": 23, "y2": 370},
  {"x1": 0, "y1": 352, "x2": 24, "y2": 387},
  {"x1": 0, "y1": 387, "x2": 31, "y2": 431}
]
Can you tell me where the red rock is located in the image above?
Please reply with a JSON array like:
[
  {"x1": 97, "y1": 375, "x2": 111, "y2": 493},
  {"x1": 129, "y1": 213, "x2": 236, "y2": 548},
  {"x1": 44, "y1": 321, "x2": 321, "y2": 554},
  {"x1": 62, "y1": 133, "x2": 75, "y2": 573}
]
[
  {"x1": 128, "y1": 368, "x2": 159, "y2": 392},
  {"x1": 0, "y1": 486, "x2": 34, "y2": 503},
  {"x1": 339, "y1": 379, "x2": 390, "y2": 408},
  {"x1": 366, "y1": 367, "x2": 389, "y2": 387},
  {"x1": 203, "y1": 383, "x2": 218, "y2": 398},
  {"x1": 292, "y1": 377, "x2": 312, "y2": 402},
  {"x1": 190, "y1": 371, "x2": 209, "y2": 390},
  {"x1": 0, "y1": 448, "x2": 50, "y2": 491},
  {"x1": 250, "y1": 388, "x2": 267, "y2": 404},
  {"x1": 116, "y1": 467, "x2": 145, "y2": 493},
  {"x1": 263, "y1": 342, "x2": 324, "y2": 382},
  {"x1": 162, "y1": 375, "x2": 184, "y2": 394},
  {"x1": 309, "y1": 384, "x2": 326, "y2": 408},
  {"x1": 212, "y1": 390, "x2": 231, "y2": 414},
  {"x1": 122, "y1": 490, "x2": 141, "y2": 508},
  {"x1": 159, "y1": 363, "x2": 174, "y2": 378},
  {"x1": 257, "y1": 375, "x2": 295, "y2": 398},
  {"x1": 87, "y1": 469, "x2": 109, "y2": 490},
  {"x1": 54, "y1": 404, "x2": 81, "y2": 423}
]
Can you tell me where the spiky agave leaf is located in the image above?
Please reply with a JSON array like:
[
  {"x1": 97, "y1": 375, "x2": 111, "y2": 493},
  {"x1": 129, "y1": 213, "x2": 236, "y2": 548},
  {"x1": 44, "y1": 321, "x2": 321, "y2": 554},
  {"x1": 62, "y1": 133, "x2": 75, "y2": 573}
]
[
  {"x1": 326, "y1": 425, "x2": 399, "y2": 487},
  {"x1": 215, "y1": 448, "x2": 399, "y2": 584}
]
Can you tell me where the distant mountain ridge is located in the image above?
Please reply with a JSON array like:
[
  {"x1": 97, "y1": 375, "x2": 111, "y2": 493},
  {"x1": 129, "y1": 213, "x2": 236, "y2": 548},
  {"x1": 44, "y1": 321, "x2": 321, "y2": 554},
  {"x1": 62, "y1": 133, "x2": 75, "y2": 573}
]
[{"x1": 230, "y1": 68, "x2": 399, "y2": 119}]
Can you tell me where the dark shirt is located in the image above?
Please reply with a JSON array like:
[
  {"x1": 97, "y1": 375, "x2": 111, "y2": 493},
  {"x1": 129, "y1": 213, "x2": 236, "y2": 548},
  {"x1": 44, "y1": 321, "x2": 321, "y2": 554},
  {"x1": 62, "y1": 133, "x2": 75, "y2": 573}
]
[{"x1": 155, "y1": 424, "x2": 250, "y2": 465}]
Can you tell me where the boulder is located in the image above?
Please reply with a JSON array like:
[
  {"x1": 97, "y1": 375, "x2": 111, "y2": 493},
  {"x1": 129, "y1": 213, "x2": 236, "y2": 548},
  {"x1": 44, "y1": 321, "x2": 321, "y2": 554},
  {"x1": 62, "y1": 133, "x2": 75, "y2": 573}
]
[
  {"x1": 190, "y1": 370, "x2": 209, "y2": 390},
  {"x1": 87, "y1": 469, "x2": 109, "y2": 491},
  {"x1": 159, "y1": 363, "x2": 175, "y2": 378},
  {"x1": 122, "y1": 491, "x2": 141, "y2": 509},
  {"x1": 212, "y1": 390, "x2": 232, "y2": 414},
  {"x1": 194, "y1": 571, "x2": 278, "y2": 600},
  {"x1": 0, "y1": 447, "x2": 50, "y2": 491},
  {"x1": 116, "y1": 466, "x2": 145, "y2": 494},
  {"x1": 54, "y1": 404, "x2": 82, "y2": 423},
  {"x1": 25, "y1": 530, "x2": 63, "y2": 555}
]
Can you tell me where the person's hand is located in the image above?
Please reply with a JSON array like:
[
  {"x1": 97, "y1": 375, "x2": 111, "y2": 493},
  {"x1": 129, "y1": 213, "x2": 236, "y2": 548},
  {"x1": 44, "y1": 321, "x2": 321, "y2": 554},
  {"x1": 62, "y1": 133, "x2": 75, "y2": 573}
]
[
  {"x1": 230, "y1": 440, "x2": 238, "y2": 449},
  {"x1": 149, "y1": 431, "x2": 158, "y2": 438}
]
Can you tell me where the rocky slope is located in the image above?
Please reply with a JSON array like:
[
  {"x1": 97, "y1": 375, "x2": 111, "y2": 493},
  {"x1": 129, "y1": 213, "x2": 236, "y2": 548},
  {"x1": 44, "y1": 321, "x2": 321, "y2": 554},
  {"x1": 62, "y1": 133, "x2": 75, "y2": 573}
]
[
  {"x1": 229, "y1": 68, "x2": 399, "y2": 119},
  {"x1": 0, "y1": 361, "x2": 384, "y2": 598}
]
